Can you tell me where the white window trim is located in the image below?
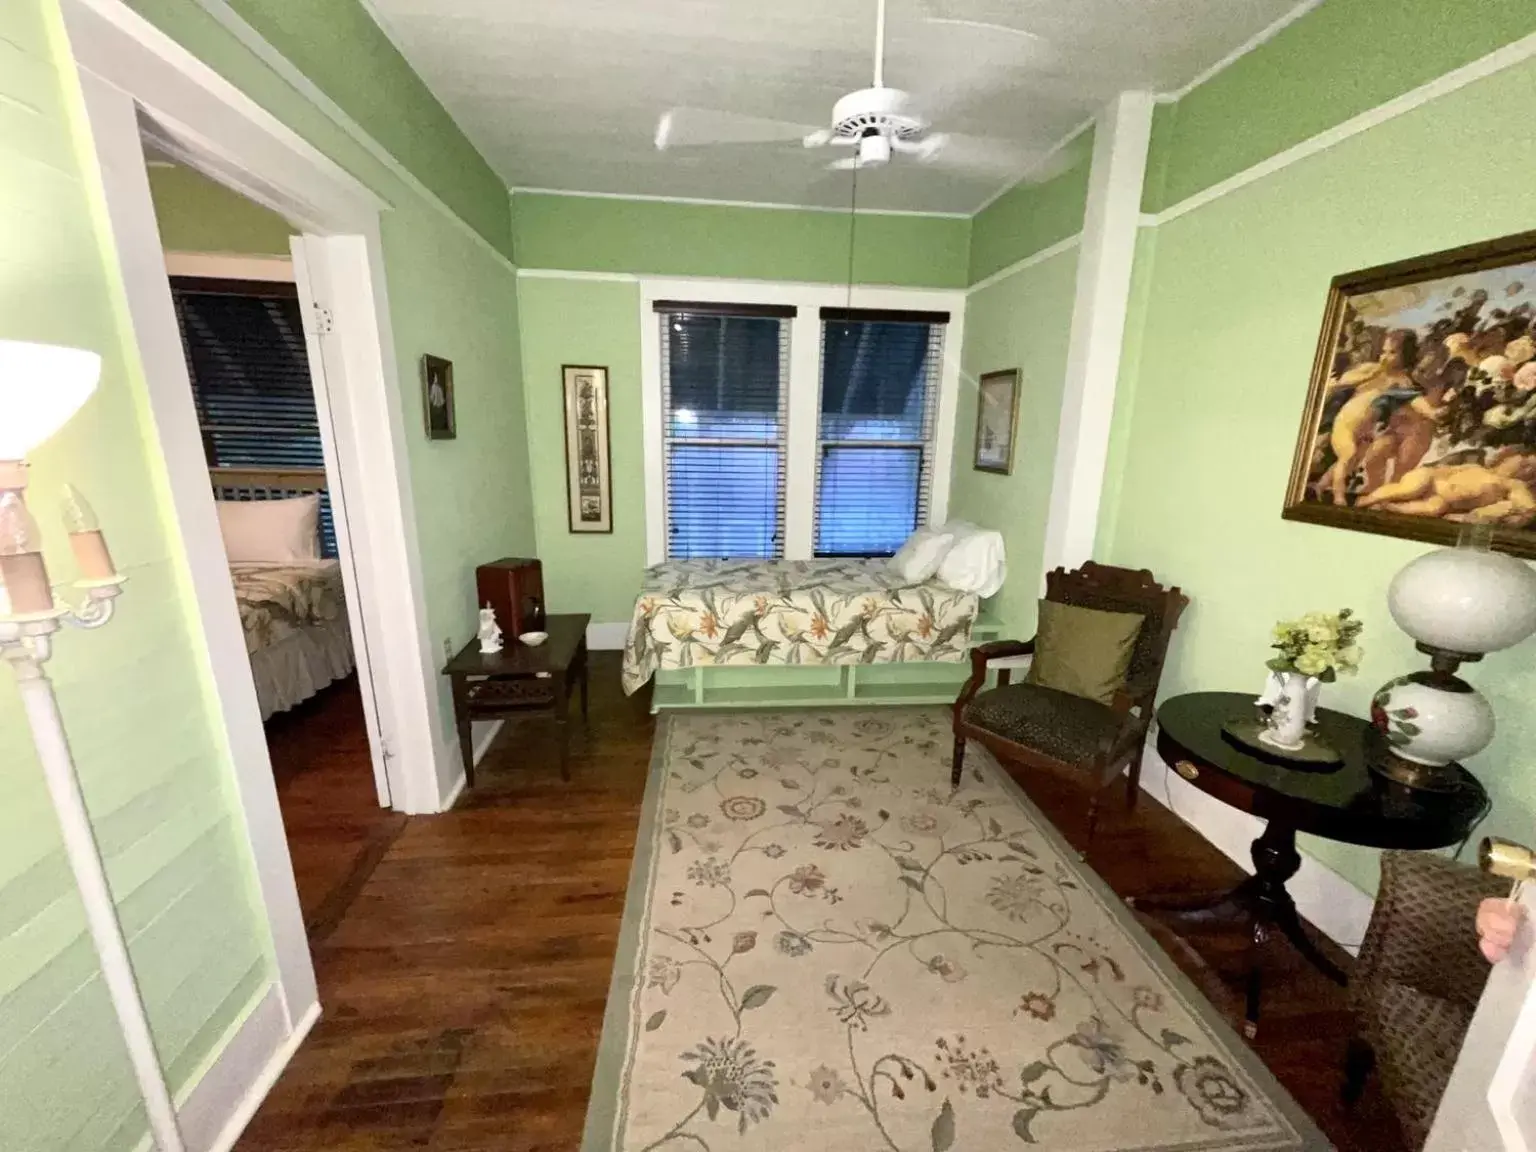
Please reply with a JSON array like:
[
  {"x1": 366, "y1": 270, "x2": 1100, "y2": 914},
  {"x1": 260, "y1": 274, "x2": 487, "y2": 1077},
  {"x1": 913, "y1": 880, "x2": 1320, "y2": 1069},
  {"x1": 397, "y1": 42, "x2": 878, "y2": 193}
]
[{"x1": 639, "y1": 277, "x2": 965, "y2": 566}]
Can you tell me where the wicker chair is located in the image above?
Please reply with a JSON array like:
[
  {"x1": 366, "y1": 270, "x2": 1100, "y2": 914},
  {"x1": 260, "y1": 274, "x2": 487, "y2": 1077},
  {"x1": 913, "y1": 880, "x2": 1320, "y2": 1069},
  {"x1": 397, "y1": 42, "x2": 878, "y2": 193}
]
[
  {"x1": 1343, "y1": 850, "x2": 1505, "y2": 1150},
  {"x1": 951, "y1": 562, "x2": 1187, "y2": 846}
]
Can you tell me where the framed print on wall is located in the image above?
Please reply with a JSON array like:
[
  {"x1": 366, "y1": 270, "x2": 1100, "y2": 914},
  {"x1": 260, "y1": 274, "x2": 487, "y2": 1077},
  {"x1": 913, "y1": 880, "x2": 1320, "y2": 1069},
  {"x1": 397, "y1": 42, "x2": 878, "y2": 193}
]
[
  {"x1": 1283, "y1": 229, "x2": 1536, "y2": 558},
  {"x1": 973, "y1": 368, "x2": 1020, "y2": 474},
  {"x1": 563, "y1": 364, "x2": 613, "y2": 534},
  {"x1": 421, "y1": 354, "x2": 455, "y2": 440}
]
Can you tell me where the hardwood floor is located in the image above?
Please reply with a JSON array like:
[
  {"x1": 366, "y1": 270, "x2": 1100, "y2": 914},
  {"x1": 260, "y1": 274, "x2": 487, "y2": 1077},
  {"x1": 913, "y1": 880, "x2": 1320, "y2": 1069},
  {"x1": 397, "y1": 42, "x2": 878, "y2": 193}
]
[
  {"x1": 240, "y1": 653, "x2": 1407, "y2": 1151},
  {"x1": 265, "y1": 676, "x2": 407, "y2": 941}
]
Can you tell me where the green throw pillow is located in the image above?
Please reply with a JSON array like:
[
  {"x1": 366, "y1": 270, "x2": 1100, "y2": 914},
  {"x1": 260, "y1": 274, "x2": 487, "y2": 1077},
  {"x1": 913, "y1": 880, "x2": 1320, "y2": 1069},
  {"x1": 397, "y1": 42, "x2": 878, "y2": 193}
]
[{"x1": 1025, "y1": 600, "x2": 1145, "y2": 706}]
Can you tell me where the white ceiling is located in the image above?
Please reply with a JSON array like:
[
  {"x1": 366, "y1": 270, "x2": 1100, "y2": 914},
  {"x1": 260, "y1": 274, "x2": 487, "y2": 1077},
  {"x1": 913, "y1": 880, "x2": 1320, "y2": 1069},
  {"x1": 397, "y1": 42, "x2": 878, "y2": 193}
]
[{"x1": 365, "y1": 0, "x2": 1306, "y2": 215}]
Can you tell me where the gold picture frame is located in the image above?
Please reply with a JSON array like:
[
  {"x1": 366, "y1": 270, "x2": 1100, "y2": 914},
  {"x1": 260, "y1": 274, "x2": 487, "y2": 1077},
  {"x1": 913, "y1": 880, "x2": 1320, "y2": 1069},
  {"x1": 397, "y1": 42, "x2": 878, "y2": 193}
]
[
  {"x1": 1283, "y1": 229, "x2": 1536, "y2": 557},
  {"x1": 562, "y1": 364, "x2": 613, "y2": 534},
  {"x1": 973, "y1": 369, "x2": 1020, "y2": 475}
]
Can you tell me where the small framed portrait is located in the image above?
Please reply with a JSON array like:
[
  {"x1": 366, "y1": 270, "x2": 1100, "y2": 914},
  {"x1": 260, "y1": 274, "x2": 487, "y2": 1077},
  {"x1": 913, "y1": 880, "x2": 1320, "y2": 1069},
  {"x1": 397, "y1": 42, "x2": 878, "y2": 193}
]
[
  {"x1": 1284, "y1": 229, "x2": 1536, "y2": 556},
  {"x1": 973, "y1": 368, "x2": 1020, "y2": 474},
  {"x1": 562, "y1": 364, "x2": 613, "y2": 533},
  {"x1": 421, "y1": 354, "x2": 455, "y2": 440}
]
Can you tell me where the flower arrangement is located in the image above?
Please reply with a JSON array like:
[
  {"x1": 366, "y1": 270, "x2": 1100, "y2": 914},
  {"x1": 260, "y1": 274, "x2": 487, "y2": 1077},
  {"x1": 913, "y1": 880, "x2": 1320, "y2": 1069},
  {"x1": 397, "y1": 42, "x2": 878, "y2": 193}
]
[{"x1": 1267, "y1": 609, "x2": 1363, "y2": 681}]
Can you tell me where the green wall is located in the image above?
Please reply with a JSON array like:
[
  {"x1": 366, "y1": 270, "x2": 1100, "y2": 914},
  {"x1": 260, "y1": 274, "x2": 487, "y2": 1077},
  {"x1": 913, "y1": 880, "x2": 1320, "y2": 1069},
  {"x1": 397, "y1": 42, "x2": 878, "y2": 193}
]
[
  {"x1": 123, "y1": 0, "x2": 537, "y2": 770},
  {"x1": 967, "y1": 129, "x2": 1093, "y2": 285},
  {"x1": 947, "y1": 248, "x2": 1081, "y2": 636},
  {"x1": 147, "y1": 163, "x2": 293, "y2": 255},
  {"x1": 1104, "y1": 52, "x2": 1536, "y2": 891},
  {"x1": 518, "y1": 279, "x2": 647, "y2": 622},
  {"x1": 514, "y1": 195, "x2": 970, "y2": 623},
  {"x1": 0, "y1": 0, "x2": 537, "y2": 1144},
  {"x1": 1143, "y1": 0, "x2": 1536, "y2": 213},
  {"x1": 220, "y1": 0, "x2": 513, "y2": 257},
  {"x1": 512, "y1": 193, "x2": 971, "y2": 288},
  {"x1": 1, "y1": 4, "x2": 271, "y2": 1148}
]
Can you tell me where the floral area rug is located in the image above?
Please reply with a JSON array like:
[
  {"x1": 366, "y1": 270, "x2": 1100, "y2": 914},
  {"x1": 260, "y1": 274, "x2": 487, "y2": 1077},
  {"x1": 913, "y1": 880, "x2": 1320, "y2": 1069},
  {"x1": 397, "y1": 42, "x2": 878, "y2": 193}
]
[{"x1": 584, "y1": 710, "x2": 1327, "y2": 1151}]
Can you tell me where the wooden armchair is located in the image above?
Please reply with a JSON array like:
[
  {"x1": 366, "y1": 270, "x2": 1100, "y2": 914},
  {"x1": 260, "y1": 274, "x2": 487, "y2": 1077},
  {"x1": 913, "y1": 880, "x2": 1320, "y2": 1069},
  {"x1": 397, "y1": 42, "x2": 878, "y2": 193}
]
[{"x1": 952, "y1": 562, "x2": 1188, "y2": 847}]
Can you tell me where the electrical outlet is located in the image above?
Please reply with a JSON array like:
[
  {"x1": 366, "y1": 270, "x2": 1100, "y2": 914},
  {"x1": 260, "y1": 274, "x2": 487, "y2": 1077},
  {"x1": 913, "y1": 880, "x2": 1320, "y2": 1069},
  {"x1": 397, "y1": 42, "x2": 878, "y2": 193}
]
[{"x1": 443, "y1": 637, "x2": 453, "y2": 660}]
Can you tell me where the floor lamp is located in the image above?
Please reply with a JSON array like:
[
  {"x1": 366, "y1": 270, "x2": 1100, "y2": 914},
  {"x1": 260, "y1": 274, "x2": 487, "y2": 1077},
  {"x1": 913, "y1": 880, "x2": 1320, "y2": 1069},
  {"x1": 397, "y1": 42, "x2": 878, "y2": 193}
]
[{"x1": 0, "y1": 340, "x2": 187, "y2": 1152}]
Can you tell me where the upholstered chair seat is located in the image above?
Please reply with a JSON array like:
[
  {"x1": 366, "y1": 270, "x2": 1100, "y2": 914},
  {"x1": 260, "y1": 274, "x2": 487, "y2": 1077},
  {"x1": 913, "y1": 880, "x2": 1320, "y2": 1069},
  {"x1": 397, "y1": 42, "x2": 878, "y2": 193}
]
[{"x1": 961, "y1": 683, "x2": 1119, "y2": 765}]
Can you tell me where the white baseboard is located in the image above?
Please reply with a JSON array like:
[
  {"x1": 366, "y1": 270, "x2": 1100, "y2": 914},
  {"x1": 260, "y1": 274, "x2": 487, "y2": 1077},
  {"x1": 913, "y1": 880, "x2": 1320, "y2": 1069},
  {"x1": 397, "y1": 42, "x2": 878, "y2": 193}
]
[
  {"x1": 472, "y1": 719, "x2": 504, "y2": 765},
  {"x1": 438, "y1": 720, "x2": 504, "y2": 811},
  {"x1": 587, "y1": 621, "x2": 629, "y2": 650},
  {"x1": 1139, "y1": 745, "x2": 1375, "y2": 955},
  {"x1": 173, "y1": 983, "x2": 320, "y2": 1152}
]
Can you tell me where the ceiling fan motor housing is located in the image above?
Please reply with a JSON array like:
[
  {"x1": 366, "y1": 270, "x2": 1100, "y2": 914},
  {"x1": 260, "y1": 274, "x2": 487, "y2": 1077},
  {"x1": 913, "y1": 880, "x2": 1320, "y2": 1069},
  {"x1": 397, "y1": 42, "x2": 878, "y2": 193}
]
[{"x1": 830, "y1": 86, "x2": 926, "y2": 142}]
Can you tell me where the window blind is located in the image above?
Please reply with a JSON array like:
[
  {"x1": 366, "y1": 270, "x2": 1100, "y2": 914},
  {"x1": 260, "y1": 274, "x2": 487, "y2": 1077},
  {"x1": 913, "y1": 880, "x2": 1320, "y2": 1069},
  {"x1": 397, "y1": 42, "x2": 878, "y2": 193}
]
[
  {"x1": 815, "y1": 308, "x2": 947, "y2": 557},
  {"x1": 170, "y1": 276, "x2": 336, "y2": 557},
  {"x1": 656, "y1": 301, "x2": 794, "y2": 559}
]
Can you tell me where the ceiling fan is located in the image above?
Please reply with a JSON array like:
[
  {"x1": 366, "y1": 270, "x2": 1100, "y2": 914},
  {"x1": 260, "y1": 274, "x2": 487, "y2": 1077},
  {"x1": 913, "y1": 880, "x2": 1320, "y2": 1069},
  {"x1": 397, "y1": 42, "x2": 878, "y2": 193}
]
[{"x1": 653, "y1": 0, "x2": 1055, "y2": 180}]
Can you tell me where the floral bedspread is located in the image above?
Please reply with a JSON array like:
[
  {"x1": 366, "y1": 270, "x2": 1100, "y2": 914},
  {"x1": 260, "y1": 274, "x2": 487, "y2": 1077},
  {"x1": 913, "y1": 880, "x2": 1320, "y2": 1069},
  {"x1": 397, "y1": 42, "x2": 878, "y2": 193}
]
[
  {"x1": 231, "y1": 561, "x2": 346, "y2": 654},
  {"x1": 621, "y1": 559, "x2": 978, "y2": 694}
]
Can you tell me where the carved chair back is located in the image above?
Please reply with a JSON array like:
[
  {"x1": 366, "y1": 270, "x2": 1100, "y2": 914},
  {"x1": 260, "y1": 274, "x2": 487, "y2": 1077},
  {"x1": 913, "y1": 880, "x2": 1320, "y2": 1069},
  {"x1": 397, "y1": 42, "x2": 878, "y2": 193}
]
[{"x1": 1042, "y1": 562, "x2": 1189, "y2": 698}]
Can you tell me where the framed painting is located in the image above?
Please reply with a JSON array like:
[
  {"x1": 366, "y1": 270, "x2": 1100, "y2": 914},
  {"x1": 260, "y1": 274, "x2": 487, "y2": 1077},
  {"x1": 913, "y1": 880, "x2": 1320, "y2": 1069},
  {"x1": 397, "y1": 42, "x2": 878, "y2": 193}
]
[
  {"x1": 1283, "y1": 229, "x2": 1536, "y2": 557},
  {"x1": 562, "y1": 364, "x2": 613, "y2": 534},
  {"x1": 973, "y1": 368, "x2": 1020, "y2": 475},
  {"x1": 421, "y1": 354, "x2": 455, "y2": 440}
]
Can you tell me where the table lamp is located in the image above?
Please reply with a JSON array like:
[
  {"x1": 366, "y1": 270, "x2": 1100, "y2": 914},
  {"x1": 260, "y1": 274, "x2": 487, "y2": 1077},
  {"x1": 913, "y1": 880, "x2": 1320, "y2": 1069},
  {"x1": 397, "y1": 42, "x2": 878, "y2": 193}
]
[
  {"x1": 1369, "y1": 526, "x2": 1536, "y2": 791},
  {"x1": 0, "y1": 340, "x2": 186, "y2": 1151}
]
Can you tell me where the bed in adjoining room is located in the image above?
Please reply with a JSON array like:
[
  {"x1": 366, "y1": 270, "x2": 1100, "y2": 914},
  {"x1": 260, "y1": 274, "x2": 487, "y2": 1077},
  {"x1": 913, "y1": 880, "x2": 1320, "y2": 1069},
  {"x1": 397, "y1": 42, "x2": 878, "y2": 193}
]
[
  {"x1": 623, "y1": 525, "x2": 1006, "y2": 710},
  {"x1": 214, "y1": 471, "x2": 356, "y2": 720}
]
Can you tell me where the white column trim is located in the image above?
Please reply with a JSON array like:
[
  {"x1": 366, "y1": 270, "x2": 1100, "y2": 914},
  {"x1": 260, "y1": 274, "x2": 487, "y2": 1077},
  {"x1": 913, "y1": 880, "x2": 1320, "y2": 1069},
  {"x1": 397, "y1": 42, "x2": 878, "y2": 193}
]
[{"x1": 1039, "y1": 91, "x2": 1154, "y2": 576}]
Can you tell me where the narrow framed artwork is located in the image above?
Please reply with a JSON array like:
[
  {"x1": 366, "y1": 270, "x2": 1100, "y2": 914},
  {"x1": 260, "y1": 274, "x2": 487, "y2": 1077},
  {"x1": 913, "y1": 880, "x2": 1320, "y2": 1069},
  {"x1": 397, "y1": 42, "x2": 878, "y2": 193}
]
[
  {"x1": 1283, "y1": 229, "x2": 1536, "y2": 557},
  {"x1": 973, "y1": 368, "x2": 1020, "y2": 474},
  {"x1": 421, "y1": 354, "x2": 455, "y2": 440},
  {"x1": 563, "y1": 364, "x2": 613, "y2": 534}
]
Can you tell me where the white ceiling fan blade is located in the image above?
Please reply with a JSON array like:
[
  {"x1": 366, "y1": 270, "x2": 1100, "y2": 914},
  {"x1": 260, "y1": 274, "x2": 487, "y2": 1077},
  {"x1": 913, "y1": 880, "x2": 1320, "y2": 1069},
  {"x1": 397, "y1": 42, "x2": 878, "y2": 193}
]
[
  {"x1": 655, "y1": 107, "x2": 826, "y2": 151},
  {"x1": 908, "y1": 133, "x2": 1051, "y2": 181}
]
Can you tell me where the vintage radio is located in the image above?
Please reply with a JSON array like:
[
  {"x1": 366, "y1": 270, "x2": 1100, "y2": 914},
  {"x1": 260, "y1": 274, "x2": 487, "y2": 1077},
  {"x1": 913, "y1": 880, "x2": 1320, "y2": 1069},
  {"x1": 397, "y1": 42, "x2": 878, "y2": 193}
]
[{"x1": 475, "y1": 557, "x2": 545, "y2": 638}]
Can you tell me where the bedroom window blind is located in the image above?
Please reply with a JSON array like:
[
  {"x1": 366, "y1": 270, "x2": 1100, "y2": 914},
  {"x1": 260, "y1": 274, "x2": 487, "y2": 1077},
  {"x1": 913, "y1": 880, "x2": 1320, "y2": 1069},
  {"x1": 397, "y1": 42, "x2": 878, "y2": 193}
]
[
  {"x1": 656, "y1": 301, "x2": 794, "y2": 559},
  {"x1": 170, "y1": 276, "x2": 337, "y2": 557},
  {"x1": 814, "y1": 308, "x2": 947, "y2": 557}
]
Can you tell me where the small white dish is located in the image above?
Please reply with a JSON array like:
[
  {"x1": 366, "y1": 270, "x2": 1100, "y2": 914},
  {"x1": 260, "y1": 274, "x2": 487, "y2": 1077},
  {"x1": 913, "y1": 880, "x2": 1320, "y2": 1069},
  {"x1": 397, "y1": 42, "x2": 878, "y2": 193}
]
[{"x1": 519, "y1": 631, "x2": 549, "y2": 647}]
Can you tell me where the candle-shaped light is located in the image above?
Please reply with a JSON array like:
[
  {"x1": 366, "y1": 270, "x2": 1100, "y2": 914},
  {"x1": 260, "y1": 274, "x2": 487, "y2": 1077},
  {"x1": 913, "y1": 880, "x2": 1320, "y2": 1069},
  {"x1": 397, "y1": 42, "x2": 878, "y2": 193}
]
[
  {"x1": 0, "y1": 491, "x2": 54, "y2": 614},
  {"x1": 62, "y1": 485, "x2": 116, "y2": 581}
]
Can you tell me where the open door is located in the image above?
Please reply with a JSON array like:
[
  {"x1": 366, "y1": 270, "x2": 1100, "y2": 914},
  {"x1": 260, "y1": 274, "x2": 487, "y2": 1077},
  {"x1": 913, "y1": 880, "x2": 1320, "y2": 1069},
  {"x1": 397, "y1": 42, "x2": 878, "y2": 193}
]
[
  {"x1": 291, "y1": 234, "x2": 393, "y2": 807},
  {"x1": 1426, "y1": 848, "x2": 1536, "y2": 1151}
]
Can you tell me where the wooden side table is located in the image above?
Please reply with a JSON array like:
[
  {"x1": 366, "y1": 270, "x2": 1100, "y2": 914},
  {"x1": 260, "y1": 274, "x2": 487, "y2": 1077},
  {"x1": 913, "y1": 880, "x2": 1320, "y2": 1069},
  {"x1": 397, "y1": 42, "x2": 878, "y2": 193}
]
[
  {"x1": 443, "y1": 612, "x2": 590, "y2": 786},
  {"x1": 1136, "y1": 691, "x2": 1488, "y2": 1037}
]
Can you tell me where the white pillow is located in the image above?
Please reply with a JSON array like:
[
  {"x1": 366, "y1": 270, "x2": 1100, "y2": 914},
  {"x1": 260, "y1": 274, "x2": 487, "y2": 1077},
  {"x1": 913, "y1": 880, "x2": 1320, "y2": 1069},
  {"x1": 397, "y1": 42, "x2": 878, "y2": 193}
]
[
  {"x1": 217, "y1": 495, "x2": 321, "y2": 563},
  {"x1": 935, "y1": 521, "x2": 1007, "y2": 597},
  {"x1": 888, "y1": 526, "x2": 955, "y2": 583}
]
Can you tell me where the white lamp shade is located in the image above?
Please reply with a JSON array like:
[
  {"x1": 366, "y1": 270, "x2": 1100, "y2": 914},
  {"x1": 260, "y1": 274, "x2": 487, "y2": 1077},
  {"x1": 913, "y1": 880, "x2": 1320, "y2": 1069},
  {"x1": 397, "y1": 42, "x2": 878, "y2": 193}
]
[
  {"x1": 0, "y1": 340, "x2": 102, "y2": 459},
  {"x1": 1388, "y1": 546, "x2": 1536, "y2": 654}
]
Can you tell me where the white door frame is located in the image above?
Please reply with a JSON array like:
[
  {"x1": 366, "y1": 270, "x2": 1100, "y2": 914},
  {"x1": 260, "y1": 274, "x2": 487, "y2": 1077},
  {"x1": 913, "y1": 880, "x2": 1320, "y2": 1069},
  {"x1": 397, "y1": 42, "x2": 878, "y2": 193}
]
[{"x1": 64, "y1": 0, "x2": 450, "y2": 1049}]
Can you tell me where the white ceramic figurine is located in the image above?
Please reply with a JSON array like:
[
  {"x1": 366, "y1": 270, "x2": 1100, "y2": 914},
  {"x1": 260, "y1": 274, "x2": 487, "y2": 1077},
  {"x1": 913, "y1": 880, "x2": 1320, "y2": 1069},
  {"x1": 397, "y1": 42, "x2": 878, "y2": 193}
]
[{"x1": 477, "y1": 604, "x2": 503, "y2": 655}]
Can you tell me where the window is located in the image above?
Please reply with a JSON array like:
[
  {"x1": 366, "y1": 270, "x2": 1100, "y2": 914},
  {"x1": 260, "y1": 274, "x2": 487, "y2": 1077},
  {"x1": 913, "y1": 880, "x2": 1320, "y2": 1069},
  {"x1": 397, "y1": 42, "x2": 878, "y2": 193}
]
[
  {"x1": 170, "y1": 276, "x2": 337, "y2": 556},
  {"x1": 815, "y1": 308, "x2": 946, "y2": 557},
  {"x1": 657, "y1": 301, "x2": 793, "y2": 559}
]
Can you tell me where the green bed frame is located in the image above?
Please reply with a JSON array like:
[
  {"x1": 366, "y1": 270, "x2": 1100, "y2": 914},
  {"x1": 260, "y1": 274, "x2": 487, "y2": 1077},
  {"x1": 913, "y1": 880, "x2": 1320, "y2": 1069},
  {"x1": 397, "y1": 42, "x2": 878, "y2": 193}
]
[{"x1": 650, "y1": 615, "x2": 1004, "y2": 712}]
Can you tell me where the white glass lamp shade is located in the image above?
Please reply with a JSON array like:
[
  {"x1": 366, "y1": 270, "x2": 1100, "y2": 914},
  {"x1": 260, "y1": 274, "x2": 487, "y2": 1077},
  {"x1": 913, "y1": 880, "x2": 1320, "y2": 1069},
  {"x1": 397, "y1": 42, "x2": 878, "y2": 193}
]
[
  {"x1": 0, "y1": 340, "x2": 102, "y2": 459},
  {"x1": 1388, "y1": 546, "x2": 1536, "y2": 654}
]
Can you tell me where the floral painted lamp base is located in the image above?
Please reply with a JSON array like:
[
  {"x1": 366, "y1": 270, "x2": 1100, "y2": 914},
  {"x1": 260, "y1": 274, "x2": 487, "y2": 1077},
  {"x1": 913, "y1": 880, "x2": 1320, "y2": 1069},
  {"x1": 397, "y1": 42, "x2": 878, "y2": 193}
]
[{"x1": 1369, "y1": 667, "x2": 1494, "y2": 793}]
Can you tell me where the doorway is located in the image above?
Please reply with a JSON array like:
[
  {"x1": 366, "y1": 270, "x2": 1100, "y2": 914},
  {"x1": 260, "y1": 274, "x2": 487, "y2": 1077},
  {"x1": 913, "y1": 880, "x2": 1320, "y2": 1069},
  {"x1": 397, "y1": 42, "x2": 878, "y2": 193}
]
[
  {"x1": 63, "y1": 0, "x2": 454, "y2": 1119},
  {"x1": 142, "y1": 160, "x2": 408, "y2": 937}
]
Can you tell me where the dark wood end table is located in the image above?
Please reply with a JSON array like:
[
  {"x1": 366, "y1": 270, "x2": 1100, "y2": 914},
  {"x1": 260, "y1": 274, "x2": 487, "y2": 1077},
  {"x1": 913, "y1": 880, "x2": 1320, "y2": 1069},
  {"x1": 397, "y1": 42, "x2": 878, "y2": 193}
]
[
  {"x1": 443, "y1": 613, "x2": 590, "y2": 786},
  {"x1": 1136, "y1": 691, "x2": 1488, "y2": 1037}
]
